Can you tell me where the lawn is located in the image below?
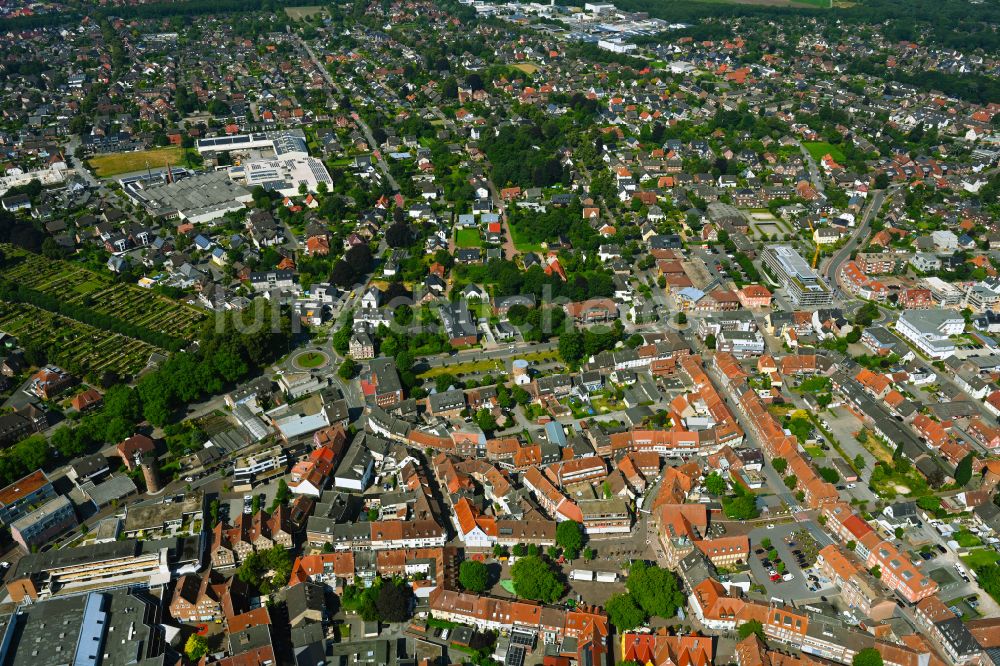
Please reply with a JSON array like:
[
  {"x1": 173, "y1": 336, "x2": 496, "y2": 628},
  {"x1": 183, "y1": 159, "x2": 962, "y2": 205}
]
[
  {"x1": 509, "y1": 224, "x2": 544, "y2": 253},
  {"x1": 500, "y1": 579, "x2": 517, "y2": 594},
  {"x1": 961, "y1": 549, "x2": 1000, "y2": 569},
  {"x1": 284, "y1": 5, "x2": 325, "y2": 19},
  {"x1": 954, "y1": 529, "x2": 983, "y2": 549},
  {"x1": 802, "y1": 141, "x2": 846, "y2": 163},
  {"x1": 455, "y1": 228, "x2": 482, "y2": 248},
  {"x1": 295, "y1": 351, "x2": 328, "y2": 369},
  {"x1": 804, "y1": 446, "x2": 825, "y2": 459},
  {"x1": 418, "y1": 358, "x2": 505, "y2": 379},
  {"x1": 87, "y1": 146, "x2": 186, "y2": 178}
]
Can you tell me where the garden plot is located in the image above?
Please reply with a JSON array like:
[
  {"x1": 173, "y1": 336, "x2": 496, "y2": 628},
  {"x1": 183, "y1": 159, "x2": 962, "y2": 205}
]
[
  {"x1": 0, "y1": 302, "x2": 160, "y2": 377},
  {"x1": 2, "y1": 246, "x2": 205, "y2": 340}
]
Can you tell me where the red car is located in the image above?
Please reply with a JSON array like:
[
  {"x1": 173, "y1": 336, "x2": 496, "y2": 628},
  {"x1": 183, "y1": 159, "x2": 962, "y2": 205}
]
[{"x1": 770, "y1": 573, "x2": 781, "y2": 582}]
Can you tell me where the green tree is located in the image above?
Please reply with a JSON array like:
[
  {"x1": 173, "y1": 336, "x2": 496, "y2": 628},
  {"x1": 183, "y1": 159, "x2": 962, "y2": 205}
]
[
  {"x1": 676, "y1": 312, "x2": 687, "y2": 325},
  {"x1": 625, "y1": 562, "x2": 684, "y2": 619},
  {"x1": 955, "y1": 452, "x2": 975, "y2": 486},
  {"x1": 723, "y1": 485, "x2": 759, "y2": 520},
  {"x1": 185, "y1": 634, "x2": 210, "y2": 661},
  {"x1": 475, "y1": 408, "x2": 498, "y2": 433},
  {"x1": 853, "y1": 648, "x2": 884, "y2": 666},
  {"x1": 556, "y1": 520, "x2": 583, "y2": 558},
  {"x1": 738, "y1": 620, "x2": 765, "y2": 641},
  {"x1": 459, "y1": 560, "x2": 490, "y2": 593},
  {"x1": 853, "y1": 454, "x2": 866, "y2": 470},
  {"x1": 818, "y1": 467, "x2": 840, "y2": 484},
  {"x1": 375, "y1": 577, "x2": 414, "y2": 622},
  {"x1": 559, "y1": 328, "x2": 586, "y2": 365},
  {"x1": 784, "y1": 474, "x2": 798, "y2": 490},
  {"x1": 704, "y1": 472, "x2": 727, "y2": 496},
  {"x1": 772, "y1": 457, "x2": 788, "y2": 474},
  {"x1": 510, "y1": 555, "x2": 564, "y2": 603},
  {"x1": 606, "y1": 593, "x2": 646, "y2": 631},
  {"x1": 270, "y1": 479, "x2": 291, "y2": 511},
  {"x1": 339, "y1": 358, "x2": 358, "y2": 379}
]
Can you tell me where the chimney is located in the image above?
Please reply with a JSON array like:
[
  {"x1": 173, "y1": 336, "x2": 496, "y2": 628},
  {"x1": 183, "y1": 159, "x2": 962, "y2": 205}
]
[{"x1": 138, "y1": 452, "x2": 162, "y2": 494}]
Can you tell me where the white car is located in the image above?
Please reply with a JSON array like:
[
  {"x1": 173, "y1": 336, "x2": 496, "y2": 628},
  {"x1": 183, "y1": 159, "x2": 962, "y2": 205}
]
[
  {"x1": 766, "y1": 523, "x2": 775, "y2": 530},
  {"x1": 782, "y1": 573, "x2": 794, "y2": 582}
]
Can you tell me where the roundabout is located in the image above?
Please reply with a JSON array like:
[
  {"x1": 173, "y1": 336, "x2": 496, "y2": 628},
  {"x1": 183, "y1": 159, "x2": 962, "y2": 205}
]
[{"x1": 293, "y1": 350, "x2": 330, "y2": 370}]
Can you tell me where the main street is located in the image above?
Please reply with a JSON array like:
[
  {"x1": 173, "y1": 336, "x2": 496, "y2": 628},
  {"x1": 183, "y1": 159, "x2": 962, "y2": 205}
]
[
  {"x1": 296, "y1": 36, "x2": 398, "y2": 192},
  {"x1": 822, "y1": 187, "x2": 891, "y2": 286}
]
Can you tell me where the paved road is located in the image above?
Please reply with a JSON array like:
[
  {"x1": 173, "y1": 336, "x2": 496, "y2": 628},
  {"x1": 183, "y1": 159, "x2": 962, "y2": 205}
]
[
  {"x1": 419, "y1": 341, "x2": 559, "y2": 368},
  {"x1": 795, "y1": 139, "x2": 826, "y2": 196},
  {"x1": 822, "y1": 188, "x2": 889, "y2": 285},
  {"x1": 296, "y1": 36, "x2": 398, "y2": 193}
]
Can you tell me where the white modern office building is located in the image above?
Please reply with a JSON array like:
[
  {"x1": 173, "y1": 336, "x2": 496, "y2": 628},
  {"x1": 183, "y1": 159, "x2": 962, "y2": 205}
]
[{"x1": 894, "y1": 309, "x2": 965, "y2": 360}]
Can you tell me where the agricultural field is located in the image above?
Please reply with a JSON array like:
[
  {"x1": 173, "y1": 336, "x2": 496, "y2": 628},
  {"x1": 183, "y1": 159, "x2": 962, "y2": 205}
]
[
  {"x1": 802, "y1": 141, "x2": 846, "y2": 162},
  {"x1": 0, "y1": 301, "x2": 160, "y2": 377},
  {"x1": 87, "y1": 146, "x2": 186, "y2": 178},
  {"x1": 1, "y1": 246, "x2": 205, "y2": 340}
]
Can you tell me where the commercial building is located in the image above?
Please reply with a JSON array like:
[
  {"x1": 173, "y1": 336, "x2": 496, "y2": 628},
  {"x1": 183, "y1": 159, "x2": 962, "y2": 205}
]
[
  {"x1": 763, "y1": 246, "x2": 832, "y2": 307},
  {"x1": 0, "y1": 470, "x2": 56, "y2": 526},
  {"x1": 5, "y1": 538, "x2": 189, "y2": 602},
  {"x1": 233, "y1": 445, "x2": 288, "y2": 490},
  {"x1": 895, "y1": 309, "x2": 965, "y2": 360},
  {"x1": 0, "y1": 588, "x2": 166, "y2": 666},
  {"x1": 122, "y1": 170, "x2": 253, "y2": 224},
  {"x1": 229, "y1": 155, "x2": 333, "y2": 197},
  {"x1": 10, "y1": 495, "x2": 77, "y2": 551}
]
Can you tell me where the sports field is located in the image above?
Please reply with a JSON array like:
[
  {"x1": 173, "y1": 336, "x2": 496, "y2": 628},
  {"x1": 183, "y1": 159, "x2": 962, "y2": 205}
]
[{"x1": 87, "y1": 146, "x2": 185, "y2": 178}]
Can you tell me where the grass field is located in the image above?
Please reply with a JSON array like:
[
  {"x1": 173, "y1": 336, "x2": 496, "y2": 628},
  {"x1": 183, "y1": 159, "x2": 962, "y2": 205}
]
[
  {"x1": 295, "y1": 351, "x2": 328, "y2": 369},
  {"x1": 509, "y1": 224, "x2": 544, "y2": 253},
  {"x1": 87, "y1": 146, "x2": 186, "y2": 178},
  {"x1": 419, "y1": 357, "x2": 505, "y2": 379},
  {"x1": 455, "y1": 228, "x2": 482, "y2": 248},
  {"x1": 512, "y1": 63, "x2": 539, "y2": 75},
  {"x1": 284, "y1": 5, "x2": 325, "y2": 19},
  {"x1": 961, "y1": 549, "x2": 1000, "y2": 569},
  {"x1": 802, "y1": 141, "x2": 846, "y2": 163}
]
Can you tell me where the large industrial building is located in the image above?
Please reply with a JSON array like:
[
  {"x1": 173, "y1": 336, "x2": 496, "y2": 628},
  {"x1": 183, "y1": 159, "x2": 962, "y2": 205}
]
[
  {"x1": 122, "y1": 169, "x2": 253, "y2": 224},
  {"x1": 0, "y1": 588, "x2": 167, "y2": 666},
  {"x1": 763, "y1": 245, "x2": 833, "y2": 307},
  {"x1": 198, "y1": 130, "x2": 334, "y2": 196}
]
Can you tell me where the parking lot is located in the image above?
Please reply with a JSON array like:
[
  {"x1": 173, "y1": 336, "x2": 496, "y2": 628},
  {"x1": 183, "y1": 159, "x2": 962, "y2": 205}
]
[{"x1": 747, "y1": 520, "x2": 836, "y2": 601}]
